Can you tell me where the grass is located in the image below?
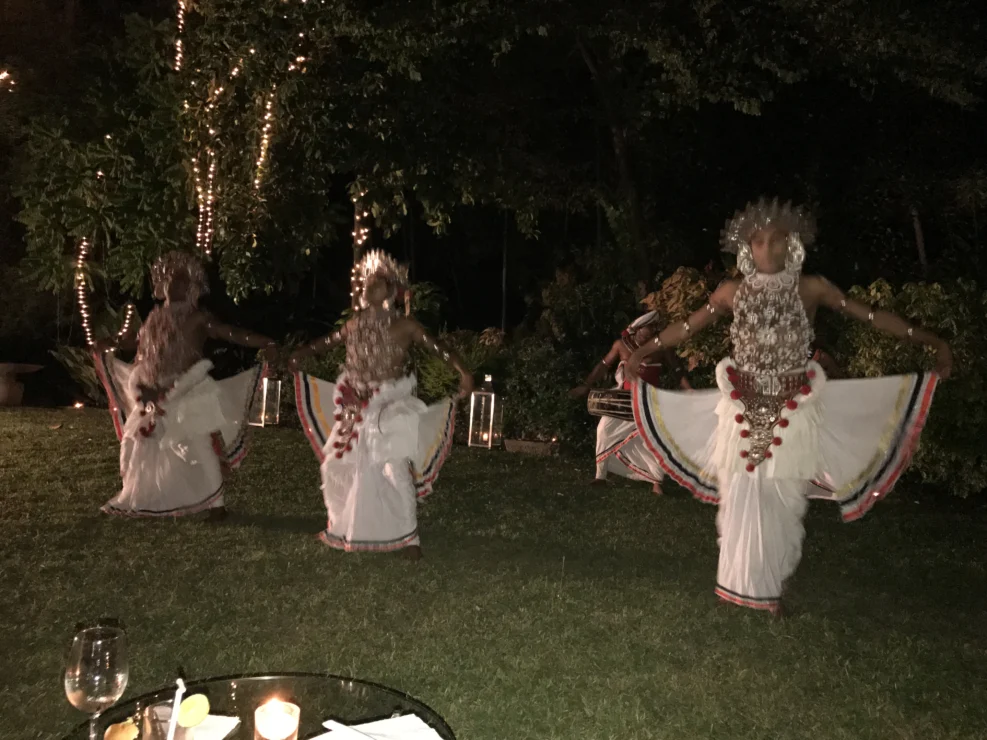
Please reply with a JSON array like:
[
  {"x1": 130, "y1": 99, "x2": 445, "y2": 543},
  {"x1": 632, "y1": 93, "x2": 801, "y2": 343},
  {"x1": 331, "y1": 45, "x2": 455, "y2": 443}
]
[{"x1": 1, "y1": 407, "x2": 986, "y2": 740}]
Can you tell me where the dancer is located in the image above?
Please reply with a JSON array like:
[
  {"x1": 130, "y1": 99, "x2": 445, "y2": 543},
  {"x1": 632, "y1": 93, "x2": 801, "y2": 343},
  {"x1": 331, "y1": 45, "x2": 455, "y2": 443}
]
[
  {"x1": 570, "y1": 312, "x2": 690, "y2": 494},
  {"x1": 626, "y1": 198, "x2": 951, "y2": 616},
  {"x1": 289, "y1": 250, "x2": 472, "y2": 559},
  {"x1": 93, "y1": 251, "x2": 278, "y2": 520}
]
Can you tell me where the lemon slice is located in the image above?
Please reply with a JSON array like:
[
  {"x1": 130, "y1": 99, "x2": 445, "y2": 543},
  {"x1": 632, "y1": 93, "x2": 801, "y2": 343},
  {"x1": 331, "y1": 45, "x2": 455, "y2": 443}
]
[
  {"x1": 177, "y1": 693, "x2": 211, "y2": 728},
  {"x1": 104, "y1": 720, "x2": 138, "y2": 740}
]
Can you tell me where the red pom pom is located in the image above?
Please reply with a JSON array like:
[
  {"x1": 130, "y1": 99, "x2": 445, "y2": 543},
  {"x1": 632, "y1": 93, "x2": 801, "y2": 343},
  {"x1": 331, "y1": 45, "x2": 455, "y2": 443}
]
[
  {"x1": 334, "y1": 414, "x2": 342, "y2": 422},
  {"x1": 351, "y1": 431, "x2": 359, "y2": 439},
  {"x1": 355, "y1": 415, "x2": 363, "y2": 423},
  {"x1": 746, "y1": 463, "x2": 756, "y2": 473},
  {"x1": 334, "y1": 398, "x2": 342, "y2": 406},
  {"x1": 786, "y1": 399, "x2": 798, "y2": 410},
  {"x1": 735, "y1": 414, "x2": 744, "y2": 424},
  {"x1": 800, "y1": 384, "x2": 811, "y2": 396},
  {"x1": 773, "y1": 437, "x2": 782, "y2": 446},
  {"x1": 335, "y1": 451, "x2": 344, "y2": 459},
  {"x1": 739, "y1": 450, "x2": 749, "y2": 458},
  {"x1": 730, "y1": 390, "x2": 741, "y2": 400},
  {"x1": 726, "y1": 365, "x2": 736, "y2": 375},
  {"x1": 345, "y1": 444, "x2": 352, "y2": 452},
  {"x1": 807, "y1": 370, "x2": 816, "y2": 379},
  {"x1": 765, "y1": 451, "x2": 773, "y2": 459},
  {"x1": 779, "y1": 418, "x2": 790, "y2": 428},
  {"x1": 740, "y1": 430, "x2": 750, "y2": 438},
  {"x1": 362, "y1": 400, "x2": 369, "y2": 408}
]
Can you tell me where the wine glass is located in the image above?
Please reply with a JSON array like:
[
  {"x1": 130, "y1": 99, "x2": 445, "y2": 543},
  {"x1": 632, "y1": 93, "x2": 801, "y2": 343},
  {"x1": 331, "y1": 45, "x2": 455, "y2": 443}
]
[{"x1": 64, "y1": 625, "x2": 129, "y2": 740}]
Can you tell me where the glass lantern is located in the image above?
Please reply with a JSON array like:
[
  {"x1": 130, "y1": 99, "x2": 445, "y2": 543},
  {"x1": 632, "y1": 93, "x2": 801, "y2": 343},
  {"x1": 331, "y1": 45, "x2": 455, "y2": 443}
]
[
  {"x1": 468, "y1": 375, "x2": 503, "y2": 449},
  {"x1": 249, "y1": 377, "x2": 282, "y2": 427}
]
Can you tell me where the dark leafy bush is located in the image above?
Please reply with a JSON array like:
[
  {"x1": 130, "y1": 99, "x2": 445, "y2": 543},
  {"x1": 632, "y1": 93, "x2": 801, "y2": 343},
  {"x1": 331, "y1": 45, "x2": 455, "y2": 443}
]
[{"x1": 830, "y1": 279, "x2": 987, "y2": 497}]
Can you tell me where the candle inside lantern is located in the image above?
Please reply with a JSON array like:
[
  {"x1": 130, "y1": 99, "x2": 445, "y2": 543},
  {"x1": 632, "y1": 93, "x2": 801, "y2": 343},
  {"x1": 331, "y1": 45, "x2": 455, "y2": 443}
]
[{"x1": 254, "y1": 699, "x2": 300, "y2": 740}]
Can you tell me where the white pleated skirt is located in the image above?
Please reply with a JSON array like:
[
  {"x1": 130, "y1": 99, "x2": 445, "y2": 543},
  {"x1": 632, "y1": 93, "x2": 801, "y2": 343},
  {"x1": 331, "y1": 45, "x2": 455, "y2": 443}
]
[
  {"x1": 94, "y1": 352, "x2": 261, "y2": 517},
  {"x1": 632, "y1": 358, "x2": 937, "y2": 609},
  {"x1": 294, "y1": 371, "x2": 455, "y2": 552}
]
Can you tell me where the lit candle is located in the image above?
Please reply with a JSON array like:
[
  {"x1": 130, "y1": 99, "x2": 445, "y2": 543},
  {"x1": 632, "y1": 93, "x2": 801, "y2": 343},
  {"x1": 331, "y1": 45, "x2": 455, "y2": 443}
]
[{"x1": 254, "y1": 700, "x2": 300, "y2": 740}]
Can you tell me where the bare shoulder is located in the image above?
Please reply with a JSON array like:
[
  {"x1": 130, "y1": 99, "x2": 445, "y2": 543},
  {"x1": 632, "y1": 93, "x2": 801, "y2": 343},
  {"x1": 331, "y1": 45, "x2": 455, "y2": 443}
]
[
  {"x1": 394, "y1": 315, "x2": 424, "y2": 339},
  {"x1": 800, "y1": 274, "x2": 839, "y2": 299},
  {"x1": 800, "y1": 274, "x2": 827, "y2": 292}
]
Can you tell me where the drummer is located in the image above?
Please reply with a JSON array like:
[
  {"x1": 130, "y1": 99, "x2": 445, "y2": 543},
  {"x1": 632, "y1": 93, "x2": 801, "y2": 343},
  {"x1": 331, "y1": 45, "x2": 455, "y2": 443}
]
[{"x1": 570, "y1": 311, "x2": 691, "y2": 493}]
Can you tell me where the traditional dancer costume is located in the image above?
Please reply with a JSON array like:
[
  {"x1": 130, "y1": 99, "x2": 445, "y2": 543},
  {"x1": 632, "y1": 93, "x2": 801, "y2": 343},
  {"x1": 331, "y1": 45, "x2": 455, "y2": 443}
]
[
  {"x1": 293, "y1": 251, "x2": 463, "y2": 552},
  {"x1": 94, "y1": 252, "x2": 269, "y2": 517},
  {"x1": 593, "y1": 312, "x2": 680, "y2": 485},
  {"x1": 630, "y1": 199, "x2": 941, "y2": 612}
]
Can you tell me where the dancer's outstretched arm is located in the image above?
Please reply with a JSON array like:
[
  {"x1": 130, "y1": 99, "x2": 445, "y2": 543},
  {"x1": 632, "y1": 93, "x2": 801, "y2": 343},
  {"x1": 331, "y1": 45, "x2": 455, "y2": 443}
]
[
  {"x1": 203, "y1": 313, "x2": 279, "y2": 361},
  {"x1": 569, "y1": 340, "x2": 622, "y2": 398},
  {"x1": 626, "y1": 280, "x2": 736, "y2": 380},
  {"x1": 807, "y1": 276, "x2": 953, "y2": 379},
  {"x1": 287, "y1": 326, "x2": 346, "y2": 370},
  {"x1": 400, "y1": 318, "x2": 474, "y2": 399}
]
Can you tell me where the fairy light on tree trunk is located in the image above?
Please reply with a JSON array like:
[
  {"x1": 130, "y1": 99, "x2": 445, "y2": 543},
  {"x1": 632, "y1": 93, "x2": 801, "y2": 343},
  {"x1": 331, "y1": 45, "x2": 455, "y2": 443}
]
[
  {"x1": 174, "y1": 1, "x2": 187, "y2": 71},
  {"x1": 74, "y1": 238, "x2": 94, "y2": 347},
  {"x1": 254, "y1": 87, "x2": 277, "y2": 190},
  {"x1": 117, "y1": 304, "x2": 136, "y2": 340},
  {"x1": 202, "y1": 148, "x2": 218, "y2": 255},
  {"x1": 350, "y1": 192, "x2": 370, "y2": 307}
]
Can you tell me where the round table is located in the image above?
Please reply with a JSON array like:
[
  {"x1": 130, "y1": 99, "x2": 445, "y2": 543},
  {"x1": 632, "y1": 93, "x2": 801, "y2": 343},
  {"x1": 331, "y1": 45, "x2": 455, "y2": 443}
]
[
  {"x1": 61, "y1": 673, "x2": 455, "y2": 740},
  {"x1": 0, "y1": 363, "x2": 42, "y2": 406}
]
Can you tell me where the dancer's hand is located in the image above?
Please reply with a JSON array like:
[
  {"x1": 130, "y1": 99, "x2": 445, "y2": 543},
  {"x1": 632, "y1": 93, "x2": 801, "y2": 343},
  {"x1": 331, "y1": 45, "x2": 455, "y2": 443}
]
[
  {"x1": 624, "y1": 355, "x2": 642, "y2": 381},
  {"x1": 568, "y1": 385, "x2": 589, "y2": 399},
  {"x1": 935, "y1": 341, "x2": 953, "y2": 380}
]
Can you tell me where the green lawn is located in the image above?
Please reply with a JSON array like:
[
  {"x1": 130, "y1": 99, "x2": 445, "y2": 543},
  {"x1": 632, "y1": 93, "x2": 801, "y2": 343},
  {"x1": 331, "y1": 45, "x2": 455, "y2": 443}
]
[{"x1": 1, "y1": 408, "x2": 985, "y2": 740}]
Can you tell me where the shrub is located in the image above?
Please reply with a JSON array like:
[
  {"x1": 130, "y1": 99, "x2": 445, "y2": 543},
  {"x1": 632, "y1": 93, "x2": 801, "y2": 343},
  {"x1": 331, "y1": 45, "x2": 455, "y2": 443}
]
[
  {"x1": 501, "y1": 337, "x2": 592, "y2": 447},
  {"x1": 829, "y1": 278, "x2": 987, "y2": 497}
]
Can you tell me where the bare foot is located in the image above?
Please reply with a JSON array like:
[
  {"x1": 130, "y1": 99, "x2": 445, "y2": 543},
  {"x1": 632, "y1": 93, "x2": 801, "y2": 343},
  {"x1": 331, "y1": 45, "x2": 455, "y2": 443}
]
[
  {"x1": 402, "y1": 545, "x2": 423, "y2": 561},
  {"x1": 769, "y1": 602, "x2": 785, "y2": 620},
  {"x1": 652, "y1": 482, "x2": 663, "y2": 496},
  {"x1": 207, "y1": 506, "x2": 229, "y2": 523}
]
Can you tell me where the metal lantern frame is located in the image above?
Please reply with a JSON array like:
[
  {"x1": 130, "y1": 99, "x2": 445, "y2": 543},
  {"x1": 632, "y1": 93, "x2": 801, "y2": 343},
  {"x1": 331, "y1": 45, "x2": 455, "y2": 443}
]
[
  {"x1": 468, "y1": 375, "x2": 503, "y2": 449},
  {"x1": 249, "y1": 376, "x2": 282, "y2": 427}
]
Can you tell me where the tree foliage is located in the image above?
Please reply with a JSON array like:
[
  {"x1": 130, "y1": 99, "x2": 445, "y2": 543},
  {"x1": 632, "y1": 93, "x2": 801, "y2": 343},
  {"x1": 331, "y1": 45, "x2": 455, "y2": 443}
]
[{"x1": 12, "y1": 0, "x2": 987, "y2": 309}]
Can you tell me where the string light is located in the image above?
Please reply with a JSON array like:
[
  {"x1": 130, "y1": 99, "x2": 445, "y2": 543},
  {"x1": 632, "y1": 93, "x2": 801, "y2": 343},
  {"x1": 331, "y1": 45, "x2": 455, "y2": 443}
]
[
  {"x1": 194, "y1": 148, "x2": 218, "y2": 255},
  {"x1": 75, "y1": 238, "x2": 94, "y2": 347},
  {"x1": 117, "y1": 304, "x2": 136, "y2": 340},
  {"x1": 174, "y1": 1, "x2": 187, "y2": 70},
  {"x1": 254, "y1": 88, "x2": 277, "y2": 190},
  {"x1": 350, "y1": 192, "x2": 371, "y2": 305}
]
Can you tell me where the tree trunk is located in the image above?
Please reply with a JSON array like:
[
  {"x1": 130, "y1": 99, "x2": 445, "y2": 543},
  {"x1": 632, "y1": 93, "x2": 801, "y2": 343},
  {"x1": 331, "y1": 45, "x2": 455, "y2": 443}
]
[
  {"x1": 578, "y1": 39, "x2": 647, "y2": 276},
  {"x1": 910, "y1": 205, "x2": 928, "y2": 276},
  {"x1": 501, "y1": 213, "x2": 508, "y2": 332},
  {"x1": 63, "y1": 0, "x2": 77, "y2": 39}
]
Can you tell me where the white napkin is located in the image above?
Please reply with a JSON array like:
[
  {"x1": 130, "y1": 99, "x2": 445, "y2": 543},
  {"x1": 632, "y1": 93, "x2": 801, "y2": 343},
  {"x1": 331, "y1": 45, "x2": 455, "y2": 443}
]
[
  {"x1": 314, "y1": 715, "x2": 446, "y2": 740},
  {"x1": 146, "y1": 707, "x2": 240, "y2": 740},
  {"x1": 192, "y1": 715, "x2": 240, "y2": 740}
]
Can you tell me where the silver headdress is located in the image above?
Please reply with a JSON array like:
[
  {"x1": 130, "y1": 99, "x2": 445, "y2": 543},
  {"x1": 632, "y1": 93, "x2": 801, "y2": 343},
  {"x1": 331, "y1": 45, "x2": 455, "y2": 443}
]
[
  {"x1": 720, "y1": 197, "x2": 817, "y2": 276},
  {"x1": 150, "y1": 250, "x2": 209, "y2": 305},
  {"x1": 351, "y1": 249, "x2": 410, "y2": 311}
]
